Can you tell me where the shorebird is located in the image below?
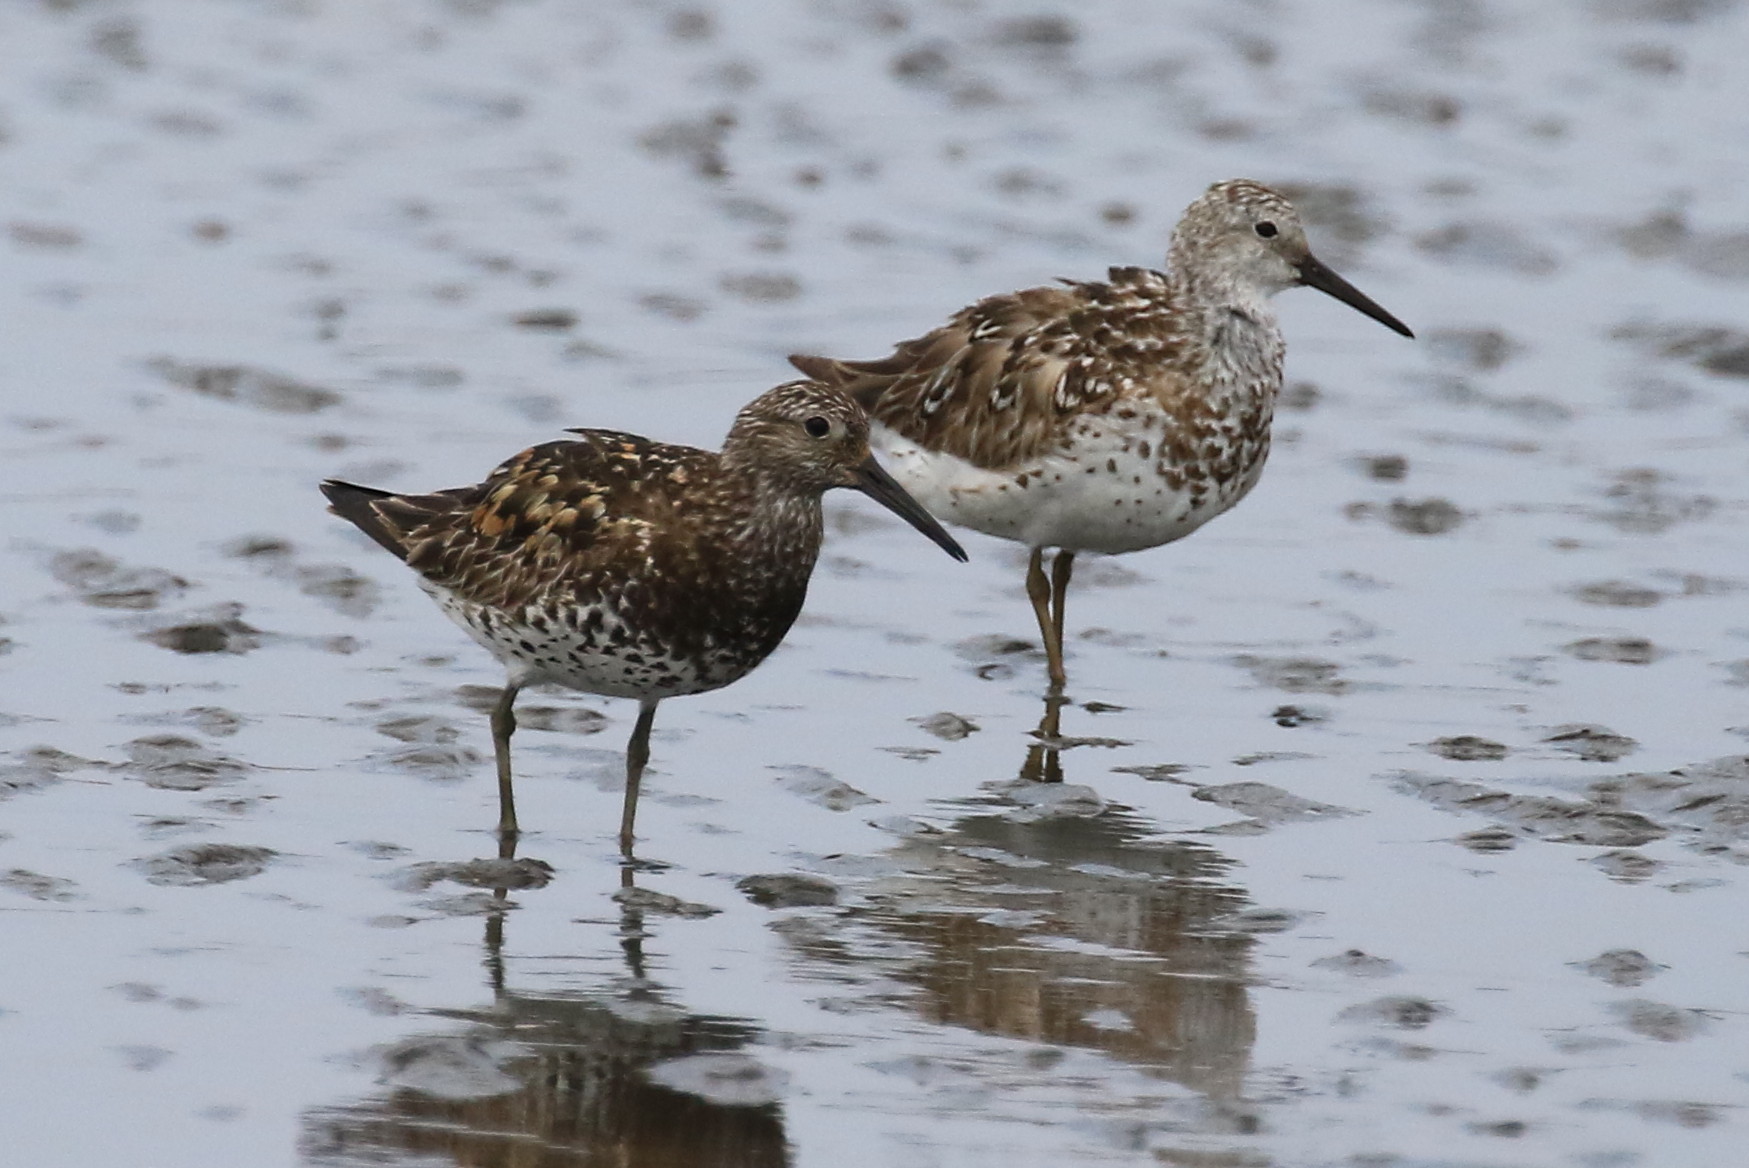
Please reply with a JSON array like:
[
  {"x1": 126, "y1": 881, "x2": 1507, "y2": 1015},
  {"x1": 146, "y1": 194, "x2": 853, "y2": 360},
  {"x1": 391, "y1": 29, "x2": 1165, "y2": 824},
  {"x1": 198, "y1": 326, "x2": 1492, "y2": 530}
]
[
  {"x1": 792, "y1": 178, "x2": 1412, "y2": 689},
  {"x1": 322, "y1": 380, "x2": 966, "y2": 852}
]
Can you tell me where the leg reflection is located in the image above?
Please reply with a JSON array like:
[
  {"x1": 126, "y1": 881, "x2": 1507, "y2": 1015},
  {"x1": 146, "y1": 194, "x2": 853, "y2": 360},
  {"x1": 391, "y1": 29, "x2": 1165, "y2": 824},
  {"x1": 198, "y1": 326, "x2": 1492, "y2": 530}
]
[{"x1": 1019, "y1": 689, "x2": 1069, "y2": 784}]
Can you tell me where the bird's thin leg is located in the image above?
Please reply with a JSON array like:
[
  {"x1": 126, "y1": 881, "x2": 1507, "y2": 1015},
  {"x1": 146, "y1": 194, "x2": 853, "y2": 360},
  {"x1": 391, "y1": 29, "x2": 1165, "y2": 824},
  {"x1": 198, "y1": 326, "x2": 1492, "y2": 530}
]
[
  {"x1": 1049, "y1": 550, "x2": 1075, "y2": 690},
  {"x1": 1025, "y1": 548, "x2": 1065, "y2": 689},
  {"x1": 490, "y1": 681, "x2": 522, "y2": 840},
  {"x1": 619, "y1": 699, "x2": 660, "y2": 858}
]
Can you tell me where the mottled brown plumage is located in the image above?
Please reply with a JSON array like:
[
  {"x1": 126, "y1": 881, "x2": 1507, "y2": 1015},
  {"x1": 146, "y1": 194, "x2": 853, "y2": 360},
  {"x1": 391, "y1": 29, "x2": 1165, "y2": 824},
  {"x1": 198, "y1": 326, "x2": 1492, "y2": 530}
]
[
  {"x1": 323, "y1": 380, "x2": 965, "y2": 852},
  {"x1": 793, "y1": 179, "x2": 1413, "y2": 688},
  {"x1": 793, "y1": 267, "x2": 1191, "y2": 472}
]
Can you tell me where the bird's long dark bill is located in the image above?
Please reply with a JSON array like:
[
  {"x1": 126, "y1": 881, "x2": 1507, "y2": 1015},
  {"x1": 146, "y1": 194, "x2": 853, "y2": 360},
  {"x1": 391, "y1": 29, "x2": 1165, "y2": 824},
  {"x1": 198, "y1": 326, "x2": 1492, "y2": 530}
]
[
  {"x1": 851, "y1": 455, "x2": 969, "y2": 562},
  {"x1": 1297, "y1": 253, "x2": 1415, "y2": 338}
]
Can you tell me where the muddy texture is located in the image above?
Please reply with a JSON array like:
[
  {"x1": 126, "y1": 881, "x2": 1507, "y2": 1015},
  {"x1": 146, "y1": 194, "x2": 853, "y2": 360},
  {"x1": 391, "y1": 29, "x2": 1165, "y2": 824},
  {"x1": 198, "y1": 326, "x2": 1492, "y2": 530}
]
[{"x1": 4, "y1": 2, "x2": 1749, "y2": 1167}]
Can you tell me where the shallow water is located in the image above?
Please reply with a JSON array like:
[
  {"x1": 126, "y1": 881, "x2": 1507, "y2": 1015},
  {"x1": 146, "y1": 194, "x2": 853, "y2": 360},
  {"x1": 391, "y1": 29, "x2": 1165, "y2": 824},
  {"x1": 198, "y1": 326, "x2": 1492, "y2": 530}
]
[{"x1": 4, "y1": 1, "x2": 1749, "y2": 1165}]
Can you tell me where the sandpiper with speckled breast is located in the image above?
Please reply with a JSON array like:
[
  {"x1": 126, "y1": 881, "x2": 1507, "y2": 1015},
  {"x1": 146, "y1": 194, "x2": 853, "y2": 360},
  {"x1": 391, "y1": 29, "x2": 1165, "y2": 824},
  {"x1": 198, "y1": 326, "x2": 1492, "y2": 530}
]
[
  {"x1": 322, "y1": 380, "x2": 966, "y2": 853},
  {"x1": 792, "y1": 179, "x2": 1413, "y2": 689}
]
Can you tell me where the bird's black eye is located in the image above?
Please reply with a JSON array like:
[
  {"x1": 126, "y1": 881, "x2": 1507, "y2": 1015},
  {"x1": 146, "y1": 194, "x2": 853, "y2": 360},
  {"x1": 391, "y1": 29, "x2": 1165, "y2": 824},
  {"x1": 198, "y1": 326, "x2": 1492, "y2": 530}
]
[
  {"x1": 1255, "y1": 220, "x2": 1278, "y2": 239},
  {"x1": 803, "y1": 415, "x2": 831, "y2": 438}
]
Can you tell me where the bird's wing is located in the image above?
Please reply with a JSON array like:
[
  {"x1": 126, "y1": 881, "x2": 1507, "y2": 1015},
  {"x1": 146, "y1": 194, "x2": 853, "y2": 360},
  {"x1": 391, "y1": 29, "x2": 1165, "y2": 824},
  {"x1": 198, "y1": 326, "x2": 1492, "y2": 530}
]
[
  {"x1": 327, "y1": 431, "x2": 714, "y2": 610},
  {"x1": 791, "y1": 267, "x2": 1186, "y2": 471}
]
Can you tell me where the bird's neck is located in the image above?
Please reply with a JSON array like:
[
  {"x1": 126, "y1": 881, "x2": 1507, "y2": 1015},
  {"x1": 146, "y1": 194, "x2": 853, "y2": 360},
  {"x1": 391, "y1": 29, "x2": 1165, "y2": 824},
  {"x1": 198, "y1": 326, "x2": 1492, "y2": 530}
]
[{"x1": 720, "y1": 469, "x2": 826, "y2": 570}]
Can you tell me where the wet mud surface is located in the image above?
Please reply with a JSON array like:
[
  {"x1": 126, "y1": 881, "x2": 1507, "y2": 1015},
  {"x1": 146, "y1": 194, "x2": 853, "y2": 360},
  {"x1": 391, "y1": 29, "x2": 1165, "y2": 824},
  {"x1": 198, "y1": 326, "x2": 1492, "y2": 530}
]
[{"x1": 4, "y1": 2, "x2": 1749, "y2": 1165}]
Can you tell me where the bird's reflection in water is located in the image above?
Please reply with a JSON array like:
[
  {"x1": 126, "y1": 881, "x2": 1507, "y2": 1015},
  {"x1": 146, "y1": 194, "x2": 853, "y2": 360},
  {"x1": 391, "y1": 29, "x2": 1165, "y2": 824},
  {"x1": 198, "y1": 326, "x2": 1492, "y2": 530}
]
[
  {"x1": 1017, "y1": 688, "x2": 1070, "y2": 784},
  {"x1": 302, "y1": 840, "x2": 790, "y2": 1168},
  {"x1": 791, "y1": 698, "x2": 1256, "y2": 1101}
]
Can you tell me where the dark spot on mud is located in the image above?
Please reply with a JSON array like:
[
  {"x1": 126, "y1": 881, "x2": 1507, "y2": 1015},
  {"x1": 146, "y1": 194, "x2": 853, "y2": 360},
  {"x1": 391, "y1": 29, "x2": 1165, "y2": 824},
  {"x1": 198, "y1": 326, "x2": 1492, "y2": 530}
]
[
  {"x1": 892, "y1": 43, "x2": 953, "y2": 84},
  {"x1": 638, "y1": 109, "x2": 734, "y2": 179},
  {"x1": 956, "y1": 635, "x2": 1041, "y2": 681},
  {"x1": 2, "y1": 868, "x2": 81, "y2": 901},
  {"x1": 141, "y1": 608, "x2": 264, "y2": 655},
  {"x1": 1573, "y1": 580, "x2": 1662, "y2": 607},
  {"x1": 1575, "y1": 948, "x2": 1665, "y2": 987},
  {"x1": 122, "y1": 735, "x2": 248, "y2": 790},
  {"x1": 1397, "y1": 773, "x2": 1668, "y2": 848},
  {"x1": 149, "y1": 357, "x2": 341, "y2": 413},
  {"x1": 1623, "y1": 1100, "x2": 1724, "y2": 1128},
  {"x1": 1590, "y1": 468, "x2": 1714, "y2": 534},
  {"x1": 518, "y1": 706, "x2": 610, "y2": 735},
  {"x1": 1613, "y1": 321, "x2": 1749, "y2": 378},
  {"x1": 1428, "y1": 375, "x2": 1573, "y2": 422},
  {"x1": 1364, "y1": 87, "x2": 1463, "y2": 126},
  {"x1": 1591, "y1": 849, "x2": 1663, "y2": 881},
  {"x1": 1589, "y1": 755, "x2": 1749, "y2": 862},
  {"x1": 124, "y1": 706, "x2": 247, "y2": 738},
  {"x1": 719, "y1": 272, "x2": 801, "y2": 302},
  {"x1": 1565, "y1": 636, "x2": 1662, "y2": 665},
  {"x1": 454, "y1": 685, "x2": 505, "y2": 712},
  {"x1": 1359, "y1": 454, "x2": 1408, "y2": 481},
  {"x1": 1610, "y1": 999, "x2": 1712, "y2": 1042},
  {"x1": 1386, "y1": 497, "x2": 1464, "y2": 535},
  {"x1": 382, "y1": 744, "x2": 485, "y2": 782},
  {"x1": 1426, "y1": 735, "x2": 1509, "y2": 761},
  {"x1": 9, "y1": 220, "x2": 83, "y2": 249},
  {"x1": 638, "y1": 291, "x2": 708, "y2": 321},
  {"x1": 913, "y1": 712, "x2": 979, "y2": 741},
  {"x1": 1616, "y1": 205, "x2": 1749, "y2": 277},
  {"x1": 1311, "y1": 949, "x2": 1402, "y2": 978},
  {"x1": 1271, "y1": 183, "x2": 1384, "y2": 249},
  {"x1": 1217, "y1": 907, "x2": 1309, "y2": 934},
  {"x1": 511, "y1": 308, "x2": 576, "y2": 330},
  {"x1": 1271, "y1": 704, "x2": 1327, "y2": 727},
  {"x1": 228, "y1": 538, "x2": 382, "y2": 617},
  {"x1": 135, "y1": 844, "x2": 277, "y2": 886},
  {"x1": 612, "y1": 885, "x2": 720, "y2": 918},
  {"x1": 117, "y1": 1045, "x2": 174, "y2": 1072},
  {"x1": 50, "y1": 549, "x2": 189, "y2": 610},
  {"x1": 1415, "y1": 220, "x2": 1557, "y2": 274},
  {"x1": 1337, "y1": 996, "x2": 1447, "y2": 1029},
  {"x1": 1100, "y1": 201, "x2": 1135, "y2": 227},
  {"x1": 296, "y1": 566, "x2": 379, "y2": 617},
  {"x1": 0, "y1": 746, "x2": 102, "y2": 800},
  {"x1": 1491, "y1": 1067, "x2": 1551, "y2": 1094},
  {"x1": 1457, "y1": 826, "x2": 1519, "y2": 852},
  {"x1": 1427, "y1": 327, "x2": 1521, "y2": 371},
  {"x1": 1233, "y1": 655, "x2": 1348, "y2": 695},
  {"x1": 772, "y1": 765, "x2": 877, "y2": 811},
  {"x1": 990, "y1": 15, "x2": 1078, "y2": 49},
  {"x1": 1590, "y1": 0, "x2": 1738, "y2": 27},
  {"x1": 376, "y1": 716, "x2": 459, "y2": 744},
  {"x1": 1191, "y1": 781, "x2": 1353, "y2": 824},
  {"x1": 398, "y1": 858, "x2": 555, "y2": 892},
  {"x1": 1279, "y1": 381, "x2": 1320, "y2": 410},
  {"x1": 1112, "y1": 763, "x2": 1191, "y2": 781},
  {"x1": 737, "y1": 873, "x2": 838, "y2": 908},
  {"x1": 1543, "y1": 725, "x2": 1637, "y2": 761}
]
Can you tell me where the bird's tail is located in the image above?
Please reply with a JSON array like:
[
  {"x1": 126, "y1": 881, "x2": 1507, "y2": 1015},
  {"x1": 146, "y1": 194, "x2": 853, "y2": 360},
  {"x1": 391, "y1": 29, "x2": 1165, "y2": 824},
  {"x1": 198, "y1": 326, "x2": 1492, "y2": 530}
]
[{"x1": 320, "y1": 479, "x2": 412, "y2": 561}]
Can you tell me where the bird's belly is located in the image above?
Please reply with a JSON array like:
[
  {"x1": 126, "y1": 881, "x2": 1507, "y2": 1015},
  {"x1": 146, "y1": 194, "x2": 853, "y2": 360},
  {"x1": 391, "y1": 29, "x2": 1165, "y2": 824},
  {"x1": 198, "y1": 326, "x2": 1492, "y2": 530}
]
[
  {"x1": 872, "y1": 419, "x2": 1269, "y2": 555},
  {"x1": 422, "y1": 584, "x2": 751, "y2": 700}
]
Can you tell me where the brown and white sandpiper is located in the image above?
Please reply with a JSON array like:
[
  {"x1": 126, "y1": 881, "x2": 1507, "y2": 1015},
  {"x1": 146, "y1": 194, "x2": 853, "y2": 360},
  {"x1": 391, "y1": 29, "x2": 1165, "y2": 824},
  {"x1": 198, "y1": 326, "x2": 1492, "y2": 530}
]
[
  {"x1": 322, "y1": 380, "x2": 966, "y2": 852},
  {"x1": 792, "y1": 179, "x2": 1412, "y2": 689}
]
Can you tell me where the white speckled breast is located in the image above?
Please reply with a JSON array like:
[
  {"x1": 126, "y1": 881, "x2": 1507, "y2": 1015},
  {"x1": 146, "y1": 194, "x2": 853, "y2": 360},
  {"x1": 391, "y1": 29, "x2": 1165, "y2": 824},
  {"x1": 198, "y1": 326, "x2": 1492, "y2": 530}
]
[
  {"x1": 870, "y1": 396, "x2": 1272, "y2": 556},
  {"x1": 425, "y1": 582, "x2": 745, "y2": 700}
]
